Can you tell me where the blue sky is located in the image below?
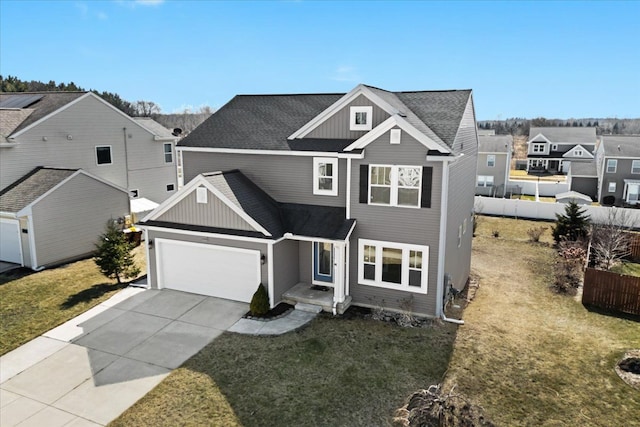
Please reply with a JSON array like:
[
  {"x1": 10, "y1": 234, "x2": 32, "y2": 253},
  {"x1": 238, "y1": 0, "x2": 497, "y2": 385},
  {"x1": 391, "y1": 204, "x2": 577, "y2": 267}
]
[{"x1": 1, "y1": 1, "x2": 638, "y2": 120}]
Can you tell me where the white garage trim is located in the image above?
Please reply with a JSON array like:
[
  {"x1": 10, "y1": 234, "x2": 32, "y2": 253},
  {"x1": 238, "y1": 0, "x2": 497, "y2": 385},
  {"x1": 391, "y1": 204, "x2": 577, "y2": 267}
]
[
  {"x1": 155, "y1": 238, "x2": 262, "y2": 303},
  {"x1": 0, "y1": 218, "x2": 23, "y2": 265}
]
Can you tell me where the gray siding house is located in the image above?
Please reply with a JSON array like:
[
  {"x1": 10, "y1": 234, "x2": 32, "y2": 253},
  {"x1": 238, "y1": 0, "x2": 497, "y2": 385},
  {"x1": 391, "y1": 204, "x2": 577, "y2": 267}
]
[
  {"x1": 0, "y1": 92, "x2": 179, "y2": 205},
  {"x1": 476, "y1": 135, "x2": 512, "y2": 197},
  {"x1": 0, "y1": 167, "x2": 130, "y2": 269},
  {"x1": 140, "y1": 84, "x2": 478, "y2": 318},
  {"x1": 595, "y1": 135, "x2": 640, "y2": 206},
  {"x1": 526, "y1": 127, "x2": 596, "y2": 174}
]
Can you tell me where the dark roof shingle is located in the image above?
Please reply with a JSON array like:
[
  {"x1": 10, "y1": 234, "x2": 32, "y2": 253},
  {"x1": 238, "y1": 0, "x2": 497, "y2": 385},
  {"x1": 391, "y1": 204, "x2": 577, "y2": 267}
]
[{"x1": 0, "y1": 167, "x2": 77, "y2": 213}]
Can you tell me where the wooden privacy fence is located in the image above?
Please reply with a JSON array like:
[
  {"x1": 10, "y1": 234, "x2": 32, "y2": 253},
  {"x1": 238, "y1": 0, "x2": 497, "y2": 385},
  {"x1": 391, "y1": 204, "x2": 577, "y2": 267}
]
[
  {"x1": 582, "y1": 268, "x2": 640, "y2": 316},
  {"x1": 629, "y1": 233, "x2": 640, "y2": 261}
]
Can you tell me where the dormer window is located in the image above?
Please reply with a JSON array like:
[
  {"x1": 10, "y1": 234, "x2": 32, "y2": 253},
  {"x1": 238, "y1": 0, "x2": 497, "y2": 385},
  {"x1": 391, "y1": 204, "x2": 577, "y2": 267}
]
[
  {"x1": 350, "y1": 106, "x2": 373, "y2": 131},
  {"x1": 532, "y1": 143, "x2": 545, "y2": 153}
]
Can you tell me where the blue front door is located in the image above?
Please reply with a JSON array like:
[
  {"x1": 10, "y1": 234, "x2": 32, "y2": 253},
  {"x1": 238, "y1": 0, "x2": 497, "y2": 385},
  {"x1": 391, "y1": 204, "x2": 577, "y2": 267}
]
[{"x1": 313, "y1": 242, "x2": 333, "y2": 284}]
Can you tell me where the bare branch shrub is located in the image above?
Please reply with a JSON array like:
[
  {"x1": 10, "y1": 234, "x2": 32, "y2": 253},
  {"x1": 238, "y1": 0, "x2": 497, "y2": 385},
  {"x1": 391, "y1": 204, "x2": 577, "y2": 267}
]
[
  {"x1": 590, "y1": 208, "x2": 633, "y2": 270},
  {"x1": 553, "y1": 239, "x2": 587, "y2": 295},
  {"x1": 527, "y1": 226, "x2": 547, "y2": 242}
]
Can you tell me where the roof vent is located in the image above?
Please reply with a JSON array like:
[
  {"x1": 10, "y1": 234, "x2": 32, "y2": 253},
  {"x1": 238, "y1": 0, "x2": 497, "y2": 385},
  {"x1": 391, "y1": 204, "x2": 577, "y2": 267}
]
[{"x1": 172, "y1": 128, "x2": 183, "y2": 137}]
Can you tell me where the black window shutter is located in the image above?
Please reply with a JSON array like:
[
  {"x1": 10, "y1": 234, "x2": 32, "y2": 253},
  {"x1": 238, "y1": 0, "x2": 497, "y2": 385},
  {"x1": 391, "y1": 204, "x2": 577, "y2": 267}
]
[
  {"x1": 421, "y1": 166, "x2": 433, "y2": 208},
  {"x1": 359, "y1": 164, "x2": 369, "y2": 204}
]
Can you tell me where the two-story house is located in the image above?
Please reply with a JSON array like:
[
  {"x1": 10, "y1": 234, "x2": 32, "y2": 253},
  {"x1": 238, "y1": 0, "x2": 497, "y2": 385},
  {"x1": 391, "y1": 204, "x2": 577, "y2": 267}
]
[
  {"x1": 595, "y1": 135, "x2": 640, "y2": 206},
  {"x1": 526, "y1": 127, "x2": 596, "y2": 174},
  {"x1": 476, "y1": 134, "x2": 512, "y2": 197},
  {"x1": 140, "y1": 84, "x2": 478, "y2": 318},
  {"x1": 0, "y1": 91, "x2": 179, "y2": 204}
]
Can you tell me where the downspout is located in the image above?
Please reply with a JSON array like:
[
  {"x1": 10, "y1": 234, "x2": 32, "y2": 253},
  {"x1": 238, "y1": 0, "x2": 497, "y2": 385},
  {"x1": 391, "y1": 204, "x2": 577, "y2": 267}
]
[
  {"x1": 441, "y1": 276, "x2": 465, "y2": 325},
  {"x1": 123, "y1": 128, "x2": 130, "y2": 190}
]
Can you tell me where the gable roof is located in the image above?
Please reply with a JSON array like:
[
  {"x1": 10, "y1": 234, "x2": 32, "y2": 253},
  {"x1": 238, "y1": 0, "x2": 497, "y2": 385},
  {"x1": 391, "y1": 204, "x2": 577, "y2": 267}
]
[
  {"x1": 0, "y1": 92, "x2": 87, "y2": 136},
  {"x1": 0, "y1": 167, "x2": 78, "y2": 213},
  {"x1": 133, "y1": 117, "x2": 177, "y2": 139},
  {"x1": 528, "y1": 127, "x2": 596, "y2": 144},
  {"x1": 478, "y1": 135, "x2": 512, "y2": 153},
  {"x1": 601, "y1": 135, "x2": 640, "y2": 157},
  {"x1": 178, "y1": 84, "x2": 472, "y2": 153}
]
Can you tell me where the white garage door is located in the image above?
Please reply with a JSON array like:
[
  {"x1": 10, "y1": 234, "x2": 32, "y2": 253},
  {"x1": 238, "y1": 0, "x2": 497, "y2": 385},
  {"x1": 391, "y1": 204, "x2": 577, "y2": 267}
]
[
  {"x1": 156, "y1": 239, "x2": 261, "y2": 303},
  {"x1": 0, "y1": 219, "x2": 22, "y2": 264}
]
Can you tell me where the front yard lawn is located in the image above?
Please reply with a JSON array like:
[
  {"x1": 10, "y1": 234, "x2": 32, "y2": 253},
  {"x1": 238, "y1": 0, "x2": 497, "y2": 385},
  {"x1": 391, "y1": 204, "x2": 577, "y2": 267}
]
[
  {"x1": 0, "y1": 244, "x2": 146, "y2": 356},
  {"x1": 445, "y1": 216, "x2": 640, "y2": 426},
  {"x1": 111, "y1": 314, "x2": 457, "y2": 427}
]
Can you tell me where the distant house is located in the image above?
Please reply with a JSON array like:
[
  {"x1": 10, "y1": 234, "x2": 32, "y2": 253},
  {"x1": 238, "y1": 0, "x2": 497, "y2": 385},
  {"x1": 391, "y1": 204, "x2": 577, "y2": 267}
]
[
  {"x1": 595, "y1": 135, "x2": 640, "y2": 206},
  {"x1": 526, "y1": 127, "x2": 596, "y2": 174},
  {"x1": 567, "y1": 161, "x2": 598, "y2": 200},
  {"x1": 476, "y1": 135, "x2": 512, "y2": 197},
  {"x1": 140, "y1": 84, "x2": 478, "y2": 318},
  {"x1": 477, "y1": 129, "x2": 496, "y2": 136},
  {"x1": 0, "y1": 92, "x2": 179, "y2": 204},
  {"x1": 0, "y1": 167, "x2": 129, "y2": 269}
]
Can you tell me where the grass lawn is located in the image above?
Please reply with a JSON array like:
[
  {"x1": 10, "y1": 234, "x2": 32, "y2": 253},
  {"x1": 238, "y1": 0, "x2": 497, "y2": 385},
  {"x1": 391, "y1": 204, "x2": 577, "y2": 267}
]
[
  {"x1": 446, "y1": 216, "x2": 640, "y2": 426},
  {"x1": 611, "y1": 261, "x2": 640, "y2": 278},
  {"x1": 0, "y1": 244, "x2": 146, "y2": 356},
  {"x1": 111, "y1": 314, "x2": 457, "y2": 427}
]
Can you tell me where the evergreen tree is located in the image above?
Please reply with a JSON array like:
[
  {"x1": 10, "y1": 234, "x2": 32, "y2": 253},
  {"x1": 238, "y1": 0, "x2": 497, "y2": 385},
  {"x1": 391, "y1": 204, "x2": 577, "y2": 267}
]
[
  {"x1": 94, "y1": 221, "x2": 140, "y2": 284},
  {"x1": 552, "y1": 201, "x2": 591, "y2": 243},
  {"x1": 250, "y1": 283, "x2": 270, "y2": 316}
]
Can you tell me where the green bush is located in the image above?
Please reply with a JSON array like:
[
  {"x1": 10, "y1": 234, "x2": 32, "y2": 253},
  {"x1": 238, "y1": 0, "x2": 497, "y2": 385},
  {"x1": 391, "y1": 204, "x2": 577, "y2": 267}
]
[{"x1": 250, "y1": 283, "x2": 269, "y2": 316}]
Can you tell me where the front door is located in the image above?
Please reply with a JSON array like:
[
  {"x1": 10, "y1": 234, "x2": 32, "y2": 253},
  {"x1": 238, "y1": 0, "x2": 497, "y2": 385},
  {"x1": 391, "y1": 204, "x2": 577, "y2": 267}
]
[{"x1": 313, "y1": 242, "x2": 333, "y2": 284}]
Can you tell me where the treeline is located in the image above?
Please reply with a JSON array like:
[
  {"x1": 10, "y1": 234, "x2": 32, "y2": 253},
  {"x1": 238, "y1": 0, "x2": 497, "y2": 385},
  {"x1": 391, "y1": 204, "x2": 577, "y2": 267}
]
[
  {"x1": 0, "y1": 75, "x2": 212, "y2": 134},
  {"x1": 478, "y1": 117, "x2": 640, "y2": 136}
]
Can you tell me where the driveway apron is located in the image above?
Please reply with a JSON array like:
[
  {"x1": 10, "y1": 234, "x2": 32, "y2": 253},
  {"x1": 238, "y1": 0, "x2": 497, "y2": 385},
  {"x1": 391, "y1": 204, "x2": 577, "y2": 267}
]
[{"x1": 0, "y1": 288, "x2": 248, "y2": 426}]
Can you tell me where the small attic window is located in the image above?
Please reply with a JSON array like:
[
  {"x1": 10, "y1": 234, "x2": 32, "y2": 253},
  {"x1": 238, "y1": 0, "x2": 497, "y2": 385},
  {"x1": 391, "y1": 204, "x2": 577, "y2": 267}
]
[
  {"x1": 196, "y1": 187, "x2": 208, "y2": 204},
  {"x1": 350, "y1": 106, "x2": 373, "y2": 131},
  {"x1": 390, "y1": 129, "x2": 401, "y2": 145}
]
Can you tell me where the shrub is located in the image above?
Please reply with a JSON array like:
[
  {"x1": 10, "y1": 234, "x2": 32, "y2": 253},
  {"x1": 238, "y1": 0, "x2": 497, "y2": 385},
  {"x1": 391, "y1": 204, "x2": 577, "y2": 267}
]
[
  {"x1": 527, "y1": 226, "x2": 547, "y2": 242},
  {"x1": 250, "y1": 283, "x2": 269, "y2": 316},
  {"x1": 552, "y1": 239, "x2": 587, "y2": 295},
  {"x1": 552, "y1": 201, "x2": 590, "y2": 244},
  {"x1": 492, "y1": 230, "x2": 500, "y2": 238}
]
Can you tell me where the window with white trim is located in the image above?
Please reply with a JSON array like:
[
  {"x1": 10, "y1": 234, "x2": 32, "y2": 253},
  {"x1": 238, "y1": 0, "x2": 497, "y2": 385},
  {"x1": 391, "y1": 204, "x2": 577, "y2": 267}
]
[
  {"x1": 96, "y1": 146, "x2": 112, "y2": 165},
  {"x1": 532, "y1": 143, "x2": 545, "y2": 153},
  {"x1": 632, "y1": 160, "x2": 640, "y2": 174},
  {"x1": 313, "y1": 157, "x2": 338, "y2": 196},
  {"x1": 477, "y1": 175, "x2": 494, "y2": 187},
  {"x1": 358, "y1": 239, "x2": 428, "y2": 293},
  {"x1": 606, "y1": 159, "x2": 617, "y2": 173},
  {"x1": 487, "y1": 155, "x2": 495, "y2": 167},
  {"x1": 608, "y1": 182, "x2": 616, "y2": 193},
  {"x1": 552, "y1": 144, "x2": 558, "y2": 151},
  {"x1": 163, "y1": 143, "x2": 173, "y2": 163},
  {"x1": 369, "y1": 165, "x2": 421, "y2": 207},
  {"x1": 350, "y1": 106, "x2": 373, "y2": 131},
  {"x1": 626, "y1": 183, "x2": 640, "y2": 204}
]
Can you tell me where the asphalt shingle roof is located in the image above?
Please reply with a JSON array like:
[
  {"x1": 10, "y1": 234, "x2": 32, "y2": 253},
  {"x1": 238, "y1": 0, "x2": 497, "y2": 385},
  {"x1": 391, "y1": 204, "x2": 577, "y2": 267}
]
[
  {"x1": 529, "y1": 127, "x2": 596, "y2": 143},
  {"x1": 0, "y1": 167, "x2": 77, "y2": 213},
  {"x1": 0, "y1": 92, "x2": 87, "y2": 136},
  {"x1": 178, "y1": 86, "x2": 472, "y2": 151},
  {"x1": 570, "y1": 161, "x2": 597, "y2": 177},
  {"x1": 133, "y1": 117, "x2": 176, "y2": 138},
  {"x1": 0, "y1": 109, "x2": 33, "y2": 140},
  {"x1": 601, "y1": 135, "x2": 640, "y2": 157},
  {"x1": 478, "y1": 135, "x2": 512, "y2": 153}
]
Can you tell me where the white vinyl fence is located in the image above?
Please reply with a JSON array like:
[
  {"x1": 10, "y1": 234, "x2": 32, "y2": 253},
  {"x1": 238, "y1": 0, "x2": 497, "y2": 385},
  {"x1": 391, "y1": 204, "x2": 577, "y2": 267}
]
[
  {"x1": 475, "y1": 196, "x2": 640, "y2": 229},
  {"x1": 508, "y1": 179, "x2": 569, "y2": 197}
]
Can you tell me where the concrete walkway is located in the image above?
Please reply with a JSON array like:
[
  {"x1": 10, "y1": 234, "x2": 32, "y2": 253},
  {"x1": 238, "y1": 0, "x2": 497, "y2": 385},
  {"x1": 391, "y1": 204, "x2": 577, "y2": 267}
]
[{"x1": 0, "y1": 287, "x2": 317, "y2": 426}]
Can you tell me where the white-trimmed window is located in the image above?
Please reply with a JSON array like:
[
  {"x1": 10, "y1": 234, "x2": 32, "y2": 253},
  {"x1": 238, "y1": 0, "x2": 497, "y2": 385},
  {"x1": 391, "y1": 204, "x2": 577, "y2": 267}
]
[
  {"x1": 358, "y1": 239, "x2": 428, "y2": 293},
  {"x1": 477, "y1": 175, "x2": 494, "y2": 187},
  {"x1": 313, "y1": 157, "x2": 338, "y2": 196},
  {"x1": 163, "y1": 143, "x2": 173, "y2": 163},
  {"x1": 532, "y1": 143, "x2": 545, "y2": 153},
  {"x1": 350, "y1": 106, "x2": 373, "y2": 131},
  {"x1": 487, "y1": 155, "x2": 496, "y2": 167},
  {"x1": 96, "y1": 145, "x2": 112, "y2": 165},
  {"x1": 552, "y1": 144, "x2": 558, "y2": 151},
  {"x1": 369, "y1": 165, "x2": 421, "y2": 207},
  {"x1": 608, "y1": 182, "x2": 617, "y2": 193},
  {"x1": 626, "y1": 183, "x2": 640, "y2": 204},
  {"x1": 606, "y1": 159, "x2": 617, "y2": 173},
  {"x1": 632, "y1": 160, "x2": 640, "y2": 174},
  {"x1": 574, "y1": 149, "x2": 583, "y2": 157}
]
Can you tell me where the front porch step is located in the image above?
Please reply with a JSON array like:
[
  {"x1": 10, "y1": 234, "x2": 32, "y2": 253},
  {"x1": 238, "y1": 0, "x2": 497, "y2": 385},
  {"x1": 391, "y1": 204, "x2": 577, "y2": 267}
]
[{"x1": 295, "y1": 302, "x2": 323, "y2": 313}]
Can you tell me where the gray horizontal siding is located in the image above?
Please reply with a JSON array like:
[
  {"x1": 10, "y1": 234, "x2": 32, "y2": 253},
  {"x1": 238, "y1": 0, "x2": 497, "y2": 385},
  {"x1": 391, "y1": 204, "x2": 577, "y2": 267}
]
[
  {"x1": 157, "y1": 189, "x2": 256, "y2": 231},
  {"x1": 299, "y1": 241, "x2": 312, "y2": 283},
  {"x1": 128, "y1": 166, "x2": 177, "y2": 203},
  {"x1": 146, "y1": 229, "x2": 268, "y2": 291},
  {"x1": 476, "y1": 152, "x2": 508, "y2": 189},
  {"x1": 306, "y1": 94, "x2": 390, "y2": 139},
  {"x1": 348, "y1": 129, "x2": 443, "y2": 316},
  {"x1": 273, "y1": 239, "x2": 300, "y2": 304},
  {"x1": 182, "y1": 151, "x2": 347, "y2": 207},
  {"x1": 31, "y1": 173, "x2": 130, "y2": 267}
]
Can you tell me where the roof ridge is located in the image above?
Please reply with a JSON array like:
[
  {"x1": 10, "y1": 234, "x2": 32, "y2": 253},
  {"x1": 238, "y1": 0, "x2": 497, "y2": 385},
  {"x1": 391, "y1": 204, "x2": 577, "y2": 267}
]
[{"x1": 0, "y1": 91, "x2": 88, "y2": 95}]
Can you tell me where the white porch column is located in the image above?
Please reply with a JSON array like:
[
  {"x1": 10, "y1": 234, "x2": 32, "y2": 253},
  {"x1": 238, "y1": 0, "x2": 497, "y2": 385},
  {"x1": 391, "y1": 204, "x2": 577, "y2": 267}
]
[{"x1": 333, "y1": 242, "x2": 345, "y2": 304}]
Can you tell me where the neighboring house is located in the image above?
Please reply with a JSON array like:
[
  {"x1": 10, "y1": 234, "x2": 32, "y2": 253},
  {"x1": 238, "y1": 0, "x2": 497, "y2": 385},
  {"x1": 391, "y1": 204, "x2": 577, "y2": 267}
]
[
  {"x1": 567, "y1": 161, "x2": 598, "y2": 200},
  {"x1": 526, "y1": 127, "x2": 596, "y2": 174},
  {"x1": 476, "y1": 135, "x2": 512, "y2": 197},
  {"x1": 595, "y1": 135, "x2": 640, "y2": 206},
  {"x1": 0, "y1": 167, "x2": 130, "y2": 269},
  {"x1": 477, "y1": 129, "x2": 496, "y2": 136},
  {"x1": 140, "y1": 84, "x2": 478, "y2": 318},
  {"x1": 0, "y1": 92, "x2": 179, "y2": 204}
]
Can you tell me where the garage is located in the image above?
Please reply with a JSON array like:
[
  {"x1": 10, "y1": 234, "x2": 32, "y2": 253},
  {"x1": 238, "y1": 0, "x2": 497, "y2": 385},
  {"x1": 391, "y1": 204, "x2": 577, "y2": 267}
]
[
  {"x1": 0, "y1": 218, "x2": 22, "y2": 264},
  {"x1": 155, "y1": 239, "x2": 261, "y2": 303}
]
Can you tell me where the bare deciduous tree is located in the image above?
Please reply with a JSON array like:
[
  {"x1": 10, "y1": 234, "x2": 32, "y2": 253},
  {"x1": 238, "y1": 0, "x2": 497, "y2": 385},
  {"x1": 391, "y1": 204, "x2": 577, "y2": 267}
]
[{"x1": 590, "y1": 208, "x2": 633, "y2": 270}]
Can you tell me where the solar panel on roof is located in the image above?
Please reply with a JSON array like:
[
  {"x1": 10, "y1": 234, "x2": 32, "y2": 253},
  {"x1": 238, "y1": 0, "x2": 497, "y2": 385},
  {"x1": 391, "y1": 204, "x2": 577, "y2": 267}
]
[{"x1": 0, "y1": 94, "x2": 44, "y2": 109}]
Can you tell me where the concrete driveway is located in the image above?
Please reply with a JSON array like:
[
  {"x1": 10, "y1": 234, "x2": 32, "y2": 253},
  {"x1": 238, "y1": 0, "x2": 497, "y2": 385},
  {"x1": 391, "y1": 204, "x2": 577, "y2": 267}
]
[{"x1": 0, "y1": 288, "x2": 248, "y2": 426}]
